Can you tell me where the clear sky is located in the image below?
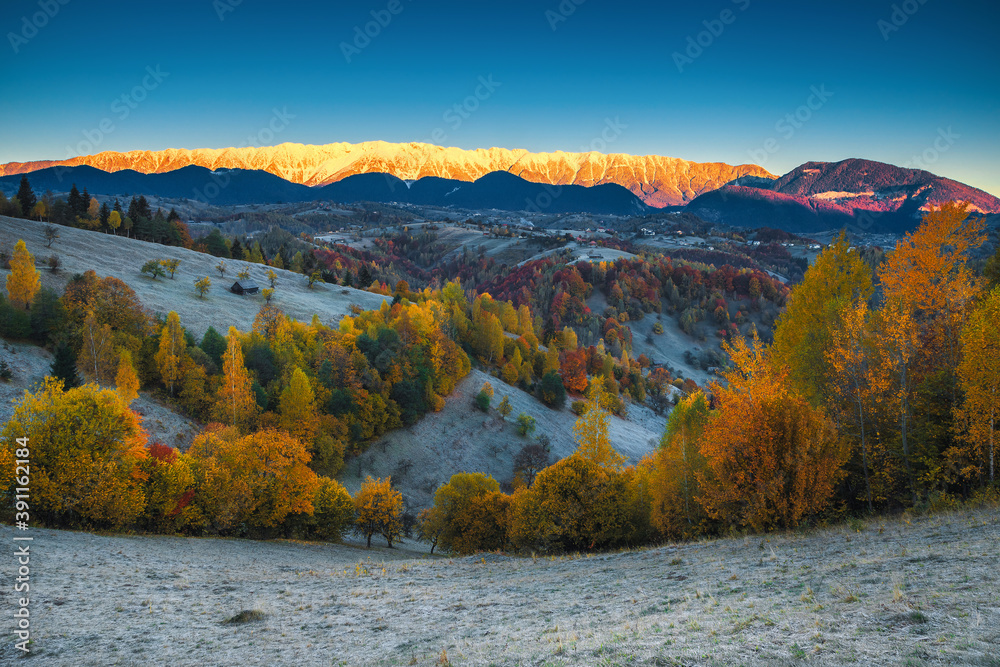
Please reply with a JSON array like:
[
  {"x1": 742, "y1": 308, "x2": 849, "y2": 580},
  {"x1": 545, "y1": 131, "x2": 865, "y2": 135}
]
[{"x1": 1, "y1": 0, "x2": 997, "y2": 195}]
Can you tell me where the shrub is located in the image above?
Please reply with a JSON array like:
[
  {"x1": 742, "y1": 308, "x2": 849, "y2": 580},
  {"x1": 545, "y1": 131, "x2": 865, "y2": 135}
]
[
  {"x1": 538, "y1": 371, "x2": 566, "y2": 408},
  {"x1": 508, "y1": 454, "x2": 651, "y2": 553},
  {"x1": 570, "y1": 400, "x2": 588, "y2": 416},
  {"x1": 516, "y1": 413, "x2": 537, "y2": 437},
  {"x1": 141, "y1": 260, "x2": 165, "y2": 280},
  {"x1": 475, "y1": 390, "x2": 491, "y2": 412}
]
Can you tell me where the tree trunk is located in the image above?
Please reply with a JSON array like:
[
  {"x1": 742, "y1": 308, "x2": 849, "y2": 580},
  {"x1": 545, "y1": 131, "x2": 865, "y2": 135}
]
[
  {"x1": 990, "y1": 413, "x2": 995, "y2": 484},
  {"x1": 900, "y1": 364, "x2": 917, "y2": 505},
  {"x1": 858, "y1": 396, "x2": 873, "y2": 513}
]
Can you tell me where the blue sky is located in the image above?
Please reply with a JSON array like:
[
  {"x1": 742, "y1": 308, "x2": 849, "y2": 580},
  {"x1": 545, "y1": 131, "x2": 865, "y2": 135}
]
[{"x1": 1, "y1": 0, "x2": 998, "y2": 195}]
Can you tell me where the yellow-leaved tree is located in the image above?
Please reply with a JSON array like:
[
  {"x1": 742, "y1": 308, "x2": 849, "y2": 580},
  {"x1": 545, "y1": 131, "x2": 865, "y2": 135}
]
[
  {"x1": 78, "y1": 310, "x2": 117, "y2": 386},
  {"x1": 354, "y1": 476, "x2": 403, "y2": 548},
  {"x1": 155, "y1": 311, "x2": 184, "y2": 396},
  {"x1": 6, "y1": 239, "x2": 40, "y2": 310},
  {"x1": 279, "y1": 367, "x2": 319, "y2": 444},
  {"x1": 770, "y1": 232, "x2": 873, "y2": 406},
  {"x1": 420, "y1": 472, "x2": 506, "y2": 555},
  {"x1": 213, "y1": 326, "x2": 258, "y2": 429},
  {"x1": 573, "y1": 384, "x2": 625, "y2": 471},
  {"x1": 827, "y1": 299, "x2": 886, "y2": 512},
  {"x1": 1, "y1": 378, "x2": 148, "y2": 528},
  {"x1": 955, "y1": 287, "x2": 1000, "y2": 484},
  {"x1": 651, "y1": 390, "x2": 711, "y2": 539},
  {"x1": 186, "y1": 426, "x2": 318, "y2": 533}
]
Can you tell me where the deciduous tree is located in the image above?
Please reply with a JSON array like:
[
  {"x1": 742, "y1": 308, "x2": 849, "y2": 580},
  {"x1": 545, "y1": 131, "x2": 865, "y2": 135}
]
[
  {"x1": 1, "y1": 378, "x2": 148, "y2": 528},
  {"x1": 115, "y1": 350, "x2": 141, "y2": 407},
  {"x1": 955, "y1": 287, "x2": 1000, "y2": 483},
  {"x1": 194, "y1": 276, "x2": 211, "y2": 298},
  {"x1": 155, "y1": 311, "x2": 184, "y2": 396},
  {"x1": 651, "y1": 391, "x2": 711, "y2": 538},
  {"x1": 213, "y1": 326, "x2": 258, "y2": 428},
  {"x1": 770, "y1": 232, "x2": 873, "y2": 406},
  {"x1": 354, "y1": 476, "x2": 403, "y2": 548},
  {"x1": 279, "y1": 367, "x2": 319, "y2": 444},
  {"x1": 6, "y1": 239, "x2": 40, "y2": 309},
  {"x1": 573, "y1": 385, "x2": 625, "y2": 471}
]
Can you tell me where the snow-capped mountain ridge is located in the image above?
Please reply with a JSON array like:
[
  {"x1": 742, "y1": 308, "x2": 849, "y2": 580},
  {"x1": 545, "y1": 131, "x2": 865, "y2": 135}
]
[{"x1": 0, "y1": 140, "x2": 774, "y2": 208}]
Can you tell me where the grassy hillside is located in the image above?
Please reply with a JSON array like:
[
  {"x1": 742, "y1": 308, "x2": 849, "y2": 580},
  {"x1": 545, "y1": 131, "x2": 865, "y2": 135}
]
[
  {"x1": 3, "y1": 504, "x2": 996, "y2": 665},
  {"x1": 341, "y1": 369, "x2": 664, "y2": 509},
  {"x1": 0, "y1": 215, "x2": 388, "y2": 338}
]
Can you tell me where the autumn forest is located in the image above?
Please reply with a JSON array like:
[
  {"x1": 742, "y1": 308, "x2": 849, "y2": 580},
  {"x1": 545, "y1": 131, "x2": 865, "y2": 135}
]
[{"x1": 1, "y1": 194, "x2": 999, "y2": 556}]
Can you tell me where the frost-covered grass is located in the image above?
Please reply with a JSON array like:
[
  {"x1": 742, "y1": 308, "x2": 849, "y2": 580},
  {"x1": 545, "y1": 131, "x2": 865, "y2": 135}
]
[{"x1": 3, "y1": 504, "x2": 997, "y2": 665}]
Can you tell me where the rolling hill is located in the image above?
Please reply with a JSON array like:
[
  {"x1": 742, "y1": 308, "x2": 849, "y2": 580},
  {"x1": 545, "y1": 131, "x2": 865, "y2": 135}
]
[{"x1": 0, "y1": 165, "x2": 649, "y2": 215}]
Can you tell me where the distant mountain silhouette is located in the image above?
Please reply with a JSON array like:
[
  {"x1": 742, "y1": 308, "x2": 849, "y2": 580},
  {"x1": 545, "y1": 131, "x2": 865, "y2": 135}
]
[{"x1": 0, "y1": 165, "x2": 650, "y2": 215}]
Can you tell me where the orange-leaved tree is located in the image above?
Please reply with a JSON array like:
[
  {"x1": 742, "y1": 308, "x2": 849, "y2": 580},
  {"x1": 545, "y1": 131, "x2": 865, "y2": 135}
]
[
  {"x1": 115, "y1": 350, "x2": 141, "y2": 407},
  {"x1": 697, "y1": 330, "x2": 850, "y2": 531}
]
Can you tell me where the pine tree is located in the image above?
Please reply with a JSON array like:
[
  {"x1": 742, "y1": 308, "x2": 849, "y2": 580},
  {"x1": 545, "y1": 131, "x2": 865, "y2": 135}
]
[
  {"x1": 358, "y1": 263, "x2": 373, "y2": 288},
  {"x1": 16, "y1": 176, "x2": 36, "y2": 218},
  {"x1": 49, "y1": 342, "x2": 81, "y2": 389},
  {"x1": 6, "y1": 239, "x2": 40, "y2": 310}
]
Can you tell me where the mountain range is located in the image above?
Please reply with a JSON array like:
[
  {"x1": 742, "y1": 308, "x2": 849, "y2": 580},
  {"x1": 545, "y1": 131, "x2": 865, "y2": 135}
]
[
  {"x1": 0, "y1": 141, "x2": 771, "y2": 208},
  {"x1": 3, "y1": 145, "x2": 998, "y2": 232},
  {"x1": 685, "y1": 158, "x2": 1000, "y2": 233}
]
